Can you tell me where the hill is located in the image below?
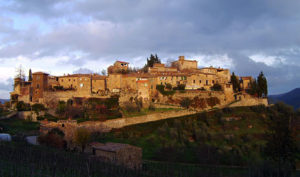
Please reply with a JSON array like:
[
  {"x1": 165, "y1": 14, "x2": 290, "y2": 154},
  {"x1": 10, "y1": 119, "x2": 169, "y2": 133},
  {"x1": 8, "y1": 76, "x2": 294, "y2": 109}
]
[
  {"x1": 0, "y1": 99, "x2": 9, "y2": 104},
  {"x1": 269, "y1": 88, "x2": 300, "y2": 109}
]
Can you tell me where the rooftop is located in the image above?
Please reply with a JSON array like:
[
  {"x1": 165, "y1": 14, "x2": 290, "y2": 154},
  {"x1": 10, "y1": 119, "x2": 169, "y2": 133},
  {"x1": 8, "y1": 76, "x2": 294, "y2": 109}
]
[
  {"x1": 33, "y1": 72, "x2": 49, "y2": 75},
  {"x1": 116, "y1": 61, "x2": 129, "y2": 64}
]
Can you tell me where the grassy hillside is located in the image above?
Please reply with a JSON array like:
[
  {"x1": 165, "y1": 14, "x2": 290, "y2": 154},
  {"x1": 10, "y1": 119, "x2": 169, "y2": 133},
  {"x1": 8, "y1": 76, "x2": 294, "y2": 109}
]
[{"x1": 96, "y1": 104, "x2": 299, "y2": 172}]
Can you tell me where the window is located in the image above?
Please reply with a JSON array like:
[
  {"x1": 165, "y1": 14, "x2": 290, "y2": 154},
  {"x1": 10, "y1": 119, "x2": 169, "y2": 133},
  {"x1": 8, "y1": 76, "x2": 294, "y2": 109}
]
[
  {"x1": 69, "y1": 79, "x2": 71, "y2": 81},
  {"x1": 199, "y1": 80, "x2": 202, "y2": 83},
  {"x1": 80, "y1": 83, "x2": 84, "y2": 88},
  {"x1": 61, "y1": 79, "x2": 63, "y2": 82},
  {"x1": 212, "y1": 80, "x2": 215, "y2": 84},
  {"x1": 206, "y1": 80, "x2": 208, "y2": 85},
  {"x1": 73, "y1": 79, "x2": 75, "y2": 82},
  {"x1": 193, "y1": 80, "x2": 195, "y2": 84},
  {"x1": 37, "y1": 84, "x2": 40, "y2": 88}
]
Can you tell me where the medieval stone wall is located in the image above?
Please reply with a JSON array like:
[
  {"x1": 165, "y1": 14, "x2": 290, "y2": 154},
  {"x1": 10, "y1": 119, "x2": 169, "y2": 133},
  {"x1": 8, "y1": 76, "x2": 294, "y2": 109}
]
[{"x1": 229, "y1": 95, "x2": 268, "y2": 107}]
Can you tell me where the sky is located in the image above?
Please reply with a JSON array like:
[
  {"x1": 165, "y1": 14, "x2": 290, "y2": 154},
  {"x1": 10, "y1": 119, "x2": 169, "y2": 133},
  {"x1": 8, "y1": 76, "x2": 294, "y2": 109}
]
[{"x1": 0, "y1": 0, "x2": 300, "y2": 99}]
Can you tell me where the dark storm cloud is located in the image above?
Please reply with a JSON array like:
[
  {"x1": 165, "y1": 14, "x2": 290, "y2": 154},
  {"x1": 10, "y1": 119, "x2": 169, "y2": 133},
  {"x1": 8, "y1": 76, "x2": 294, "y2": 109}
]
[{"x1": 0, "y1": 0, "x2": 300, "y2": 94}]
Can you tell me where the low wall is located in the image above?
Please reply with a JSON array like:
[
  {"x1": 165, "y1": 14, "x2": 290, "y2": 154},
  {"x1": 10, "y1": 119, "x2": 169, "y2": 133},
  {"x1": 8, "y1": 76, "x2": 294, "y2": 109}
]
[
  {"x1": 229, "y1": 96, "x2": 268, "y2": 107},
  {"x1": 101, "y1": 109, "x2": 196, "y2": 129}
]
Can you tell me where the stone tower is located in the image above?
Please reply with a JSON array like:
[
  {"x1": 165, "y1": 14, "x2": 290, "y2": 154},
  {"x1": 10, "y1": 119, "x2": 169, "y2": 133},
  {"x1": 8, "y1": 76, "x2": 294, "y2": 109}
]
[{"x1": 32, "y1": 72, "x2": 49, "y2": 103}]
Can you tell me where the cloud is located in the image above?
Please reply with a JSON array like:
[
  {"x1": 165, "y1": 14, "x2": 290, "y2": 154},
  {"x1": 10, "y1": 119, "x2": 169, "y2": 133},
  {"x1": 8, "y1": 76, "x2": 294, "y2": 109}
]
[
  {"x1": 0, "y1": 0, "x2": 300, "y2": 98},
  {"x1": 73, "y1": 68, "x2": 94, "y2": 74}
]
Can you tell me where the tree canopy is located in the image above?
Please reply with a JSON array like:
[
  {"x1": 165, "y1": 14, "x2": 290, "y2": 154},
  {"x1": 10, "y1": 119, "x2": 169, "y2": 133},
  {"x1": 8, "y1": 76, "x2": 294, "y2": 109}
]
[{"x1": 143, "y1": 54, "x2": 161, "y2": 72}]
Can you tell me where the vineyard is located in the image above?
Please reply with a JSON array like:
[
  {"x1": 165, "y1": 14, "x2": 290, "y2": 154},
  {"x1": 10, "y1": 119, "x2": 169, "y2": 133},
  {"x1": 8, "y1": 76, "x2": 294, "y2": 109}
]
[{"x1": 0, "y1": 142, "x2": 256, "y2": 177}]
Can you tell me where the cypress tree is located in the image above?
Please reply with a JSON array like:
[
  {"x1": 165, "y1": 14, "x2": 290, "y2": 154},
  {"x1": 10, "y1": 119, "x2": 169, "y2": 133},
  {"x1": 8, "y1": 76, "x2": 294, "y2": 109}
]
[
  {"x1": 257, "y1": 71, "x2": 268, "y2": 97},
  {"x1": 28, "y1": 69, "x2": 32, "y2": 81},
  {"x1": 231, "y1": 72, "x2": 240, "y2": 93}
]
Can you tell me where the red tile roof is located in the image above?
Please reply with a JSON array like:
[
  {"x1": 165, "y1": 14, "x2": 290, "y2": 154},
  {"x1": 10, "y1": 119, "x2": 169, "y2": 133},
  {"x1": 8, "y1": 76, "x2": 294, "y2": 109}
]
[{"x1": 116, "y1": 61, "x2": 129, "y2": 64}]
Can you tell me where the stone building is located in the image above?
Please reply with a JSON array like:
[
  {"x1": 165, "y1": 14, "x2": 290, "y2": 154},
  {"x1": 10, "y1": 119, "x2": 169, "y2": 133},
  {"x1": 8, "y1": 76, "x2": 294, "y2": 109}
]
[
  {"x1": 108, "y1": 61, "x2": 129, "y2": 74},
  {"x1": 91, "y1": 142, "x2": 142, "y2": 169},
  {"x1": 240, "y1": 76, "x2": 253, "y2": 91},
  {"x1": 171, "y1": 56, "x2": 198, "y2": 71},
  {"x1": 10, "y1": 55, "x2": 251, "y2": 107}
]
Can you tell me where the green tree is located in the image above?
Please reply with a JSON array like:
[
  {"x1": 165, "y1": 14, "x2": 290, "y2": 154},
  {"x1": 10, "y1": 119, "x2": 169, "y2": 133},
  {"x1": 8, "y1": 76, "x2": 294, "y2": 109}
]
[
  {"x1": 73, "y1": 128, "x2": 91, "y2": 153},
  {"x1": 28, "y1": 69, "x2": 32, "y2": 81},
  {"x1": 210, "y1": 83, "x2": 222, "y2": 91},
  {"x1": 257, "y1": 71, "x2": 268, "y2": 97},
  {"x1": 230, "y1": 72, "x2": 240, "y2": 93},
  {"x1": 143, "y1": 54, "x2": 161, "y2": 71},
  {"x1": 248, "y1": 79, "x2": 257, "y2": 96}
]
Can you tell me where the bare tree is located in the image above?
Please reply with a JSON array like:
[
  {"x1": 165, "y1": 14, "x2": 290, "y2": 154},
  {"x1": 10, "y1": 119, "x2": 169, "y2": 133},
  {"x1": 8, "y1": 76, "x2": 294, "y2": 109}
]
[{"x1": 15, "y1": 65, "x2": 25, "y2": 80}]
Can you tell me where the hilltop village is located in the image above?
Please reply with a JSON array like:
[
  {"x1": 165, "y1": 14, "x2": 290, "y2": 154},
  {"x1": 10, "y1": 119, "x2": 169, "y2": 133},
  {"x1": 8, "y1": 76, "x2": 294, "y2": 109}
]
[{"x1": 10, "y1": 56, "x2": 265, "y2": 110}]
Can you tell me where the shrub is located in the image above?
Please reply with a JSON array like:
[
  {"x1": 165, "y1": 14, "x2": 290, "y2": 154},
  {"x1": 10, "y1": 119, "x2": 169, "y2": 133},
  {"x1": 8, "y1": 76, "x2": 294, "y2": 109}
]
[
  {"x1": 165, "y1": 83, "x2": 172, "y2": 90},
  {"x1": 32, "y1": 103, "x2": 46, "y2": 114},
  {"x1": 53, "y1": 86, "x2": 64, "y2": 90},
  {"x1": 73, "y1": 128, "x2": 91, "y2": 152},
  {"x1": 197, "y1": 87, "x2": 206, "y2": 91},
  {"x1": 123, "y1": 101, "x2": 140, "y2": 112},
  {"x1": 210, "y1": 84, "x2": 223, "y2": 91},
  {"x1": 156, "y1": 84, "x2": 165, "y2": 93},
  {"x1": 16, "y1": 101, "x2": 31, "y2": 111},
  {"x1": 180, "y1": 98, "x2": 191, "y2": 109},
  {"x1": 174, "y1": 84, "x2": 185, "y2": 90},
  {"x1": 156, "y1": 84, "x2": 175, "y2": 96},
  {"x1": 206, "y1": 97, "x2": 220, "y2": 108},
  {"x1": 191, "y1": 96, "x2": 207, "y2": 109},
  {"x1": 38, "y1": 128, "x2": 66, "y2": 149}
]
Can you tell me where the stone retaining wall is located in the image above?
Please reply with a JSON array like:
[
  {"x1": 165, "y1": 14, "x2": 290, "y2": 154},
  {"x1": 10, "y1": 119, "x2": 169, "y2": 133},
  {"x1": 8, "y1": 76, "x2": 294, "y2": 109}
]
[{"x1": 101, "y1": 109, "x2": 196, "y2": 129}]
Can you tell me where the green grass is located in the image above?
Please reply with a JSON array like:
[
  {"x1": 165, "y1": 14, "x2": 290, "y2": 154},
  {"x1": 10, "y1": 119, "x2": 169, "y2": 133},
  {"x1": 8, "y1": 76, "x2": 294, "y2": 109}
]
[{"x1": 0, "y1": 116, "x2": 40, "y2": 135}]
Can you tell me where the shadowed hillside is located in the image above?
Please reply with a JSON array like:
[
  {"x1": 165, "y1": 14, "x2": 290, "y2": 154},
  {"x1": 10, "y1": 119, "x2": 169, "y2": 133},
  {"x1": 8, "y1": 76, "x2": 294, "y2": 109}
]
[{"x1": 269, "y1": 88, "x2": 300, "y2": 109}]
